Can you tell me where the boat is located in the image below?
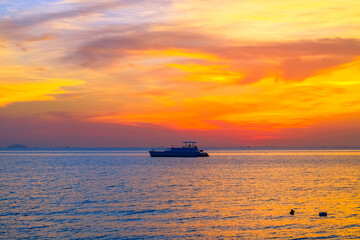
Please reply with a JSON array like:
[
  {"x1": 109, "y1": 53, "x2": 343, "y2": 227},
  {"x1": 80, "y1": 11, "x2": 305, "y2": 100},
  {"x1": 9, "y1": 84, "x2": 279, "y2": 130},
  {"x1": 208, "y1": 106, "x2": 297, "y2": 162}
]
[{"x1": 149, "y1": 141, "x2": 209, "y2": 157}]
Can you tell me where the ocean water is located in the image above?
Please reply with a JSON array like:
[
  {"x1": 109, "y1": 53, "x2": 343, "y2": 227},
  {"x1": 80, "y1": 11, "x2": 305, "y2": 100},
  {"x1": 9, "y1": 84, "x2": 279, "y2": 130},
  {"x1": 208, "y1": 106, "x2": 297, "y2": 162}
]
[{"x1": 1, "y1": 148, "x2": 359, "y2": 239}]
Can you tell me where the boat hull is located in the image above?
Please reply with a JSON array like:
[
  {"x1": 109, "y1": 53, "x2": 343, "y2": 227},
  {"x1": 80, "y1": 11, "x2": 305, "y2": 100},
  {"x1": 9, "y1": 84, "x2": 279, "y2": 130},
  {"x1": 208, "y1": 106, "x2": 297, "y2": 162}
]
[
  {"x1": 149, "y1": 142, "x2": 209, "y2": 157},
  {"x1": 149, "y1": 150, "x2": 209, "y2": 157}
]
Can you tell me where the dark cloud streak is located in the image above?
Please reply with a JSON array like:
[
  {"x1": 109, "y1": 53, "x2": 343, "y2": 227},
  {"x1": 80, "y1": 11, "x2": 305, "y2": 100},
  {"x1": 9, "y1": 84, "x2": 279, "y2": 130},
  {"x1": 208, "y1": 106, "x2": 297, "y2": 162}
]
[
  {"x1": 0, "y1": 0, "x2": 144, "y2": 41},
  {"x1": 69, "y1": 29, "x2": 360, "y2": 82},
  {"x1": 71, "y1": 30, "x2": 219, "y2": 67}
]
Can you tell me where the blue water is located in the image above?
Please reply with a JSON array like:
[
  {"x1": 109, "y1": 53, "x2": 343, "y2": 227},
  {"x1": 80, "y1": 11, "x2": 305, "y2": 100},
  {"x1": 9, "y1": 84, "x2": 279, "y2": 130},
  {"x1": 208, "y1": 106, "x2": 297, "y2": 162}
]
[{"x1": 1, "y1": 149, "x2": 359, "y2": 239}]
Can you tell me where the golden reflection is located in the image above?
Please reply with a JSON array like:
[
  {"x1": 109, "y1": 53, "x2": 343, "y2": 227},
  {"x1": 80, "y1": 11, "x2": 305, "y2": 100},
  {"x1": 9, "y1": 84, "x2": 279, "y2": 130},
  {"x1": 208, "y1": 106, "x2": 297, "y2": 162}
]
[
  {"x1": 2, "y1": 149, "x2": 359, "y2": 238},
  {"x1": 210, "y1": 150, "x2": 360, "y2": 156}
]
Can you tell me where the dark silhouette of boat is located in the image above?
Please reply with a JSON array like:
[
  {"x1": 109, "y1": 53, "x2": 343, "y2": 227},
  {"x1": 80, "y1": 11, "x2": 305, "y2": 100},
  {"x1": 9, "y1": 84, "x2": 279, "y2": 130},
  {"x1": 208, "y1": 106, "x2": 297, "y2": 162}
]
[{"x1": 149, "y1": 141, "x2": 209, "y2": 157}]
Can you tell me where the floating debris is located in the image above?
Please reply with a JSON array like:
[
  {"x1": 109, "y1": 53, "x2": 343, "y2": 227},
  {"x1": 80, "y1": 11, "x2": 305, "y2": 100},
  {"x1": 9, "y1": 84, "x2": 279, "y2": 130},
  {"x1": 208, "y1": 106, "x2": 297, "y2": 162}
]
[
  {"x1": 290, "y1": 209, "x2": 295, "y2": 215},
  {"x1": 319, "y1": 212, "x2": 327, "y2": 217}
]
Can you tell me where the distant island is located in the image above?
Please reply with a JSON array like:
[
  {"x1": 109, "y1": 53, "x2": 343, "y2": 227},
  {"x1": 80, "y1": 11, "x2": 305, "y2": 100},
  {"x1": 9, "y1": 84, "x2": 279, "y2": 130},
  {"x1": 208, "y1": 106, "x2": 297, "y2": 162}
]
[{"x1": 7, "y1": 144, "x2": 28, "y2": 149}]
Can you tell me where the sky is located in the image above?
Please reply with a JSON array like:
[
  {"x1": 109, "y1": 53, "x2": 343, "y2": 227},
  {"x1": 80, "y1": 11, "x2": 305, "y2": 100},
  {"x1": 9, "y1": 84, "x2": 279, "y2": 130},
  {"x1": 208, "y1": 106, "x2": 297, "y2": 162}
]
[{"x1": 1, "y1": 0, "x2": 360, "y2": 147}]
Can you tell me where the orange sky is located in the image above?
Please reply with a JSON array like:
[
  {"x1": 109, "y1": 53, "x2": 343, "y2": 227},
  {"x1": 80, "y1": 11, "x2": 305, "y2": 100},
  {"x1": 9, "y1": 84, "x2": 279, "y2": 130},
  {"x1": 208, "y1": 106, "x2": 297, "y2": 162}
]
[{"x1": 1, "y1": 0, "x2": 360, "y2": 147}]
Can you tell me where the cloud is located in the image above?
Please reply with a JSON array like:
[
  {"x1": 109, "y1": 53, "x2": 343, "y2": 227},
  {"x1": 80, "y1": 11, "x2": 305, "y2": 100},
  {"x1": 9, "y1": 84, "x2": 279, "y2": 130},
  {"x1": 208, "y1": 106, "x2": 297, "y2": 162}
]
[
  {"x1": 69, "y1": 30, "x2": 220, "y2": 67},
  {"x1": 171, "y1": 0, "x2": 360, "y2": 42},
  {"x1": 0, "y1": 0, "x2": 145, "y2": 42},
  {"x1": 0, "y1": 75, "x2": 84, "y2": 107},
  {"x1": 1, "y1": 0, "x2": 142, "y2": 28},
  {"x1": 70, "y1": 30, "x2": 360, "y2": 84},
  {"x1": 26, "y1": 34, "x2": 54, "y2": 42},
  {"x1": 4, "y1": 0, "x2": 358, "y2": 85},
  {"x1": 219, "y1": 38, "x2": 360, "y2": 59},
  {"x1": 1, "y1": 0, "x2": 360, "y2": 147},
  {"x1": 89, "y1": 58, "x2": 360, "y2": 131},
  {"x1": 213, "y1": 38, "x2": 360, "y2": 82}
]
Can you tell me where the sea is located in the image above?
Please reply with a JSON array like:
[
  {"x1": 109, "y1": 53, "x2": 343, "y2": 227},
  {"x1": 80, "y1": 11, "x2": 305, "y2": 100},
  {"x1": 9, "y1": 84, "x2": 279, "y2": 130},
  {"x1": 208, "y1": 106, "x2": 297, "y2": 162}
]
[{"x1": 0, "y1": 148, "x2": 359, "y2": 239}]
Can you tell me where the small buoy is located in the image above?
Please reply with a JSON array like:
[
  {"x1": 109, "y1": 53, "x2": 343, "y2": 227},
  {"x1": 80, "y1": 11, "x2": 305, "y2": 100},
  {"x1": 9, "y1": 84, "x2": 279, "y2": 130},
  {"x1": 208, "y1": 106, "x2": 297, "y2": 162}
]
[
  {"x1": 319, "y1": 212, "x2": 327, "y2": 217},
  {"x1": 290, "y1": 209, "x2": 295, "y2": 215}
]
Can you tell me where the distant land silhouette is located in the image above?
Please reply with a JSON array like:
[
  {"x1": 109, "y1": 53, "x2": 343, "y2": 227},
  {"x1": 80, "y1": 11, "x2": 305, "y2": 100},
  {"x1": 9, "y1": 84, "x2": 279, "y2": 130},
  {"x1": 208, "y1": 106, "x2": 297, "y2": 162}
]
[{"x1": 7, "y1": 144, "x2": 28, "y2": 149}]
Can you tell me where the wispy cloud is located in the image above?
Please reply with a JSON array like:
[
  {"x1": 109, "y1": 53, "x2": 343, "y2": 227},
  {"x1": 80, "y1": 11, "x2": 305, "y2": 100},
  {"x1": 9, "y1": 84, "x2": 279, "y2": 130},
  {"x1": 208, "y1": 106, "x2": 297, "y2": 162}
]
[
  {"x1": 90, "y1": 58, "x2": 360, "y2": 131},
  {"x1": 70, "y1": 32, "x2": 360, "y2": 83},
  {"x1": 0, "y1": 78, "x2": 83, "y2": 107},
  {"x1": 1, "y1": 0, "x2": 143, "y2": 28}
]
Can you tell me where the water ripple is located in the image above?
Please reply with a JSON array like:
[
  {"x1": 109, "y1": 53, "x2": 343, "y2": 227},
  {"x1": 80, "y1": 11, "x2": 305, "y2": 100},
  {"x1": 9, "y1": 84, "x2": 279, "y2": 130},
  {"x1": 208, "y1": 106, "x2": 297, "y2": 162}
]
[{"x1": 1, "y1": 149, "x2": 359, "y2": 239}]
